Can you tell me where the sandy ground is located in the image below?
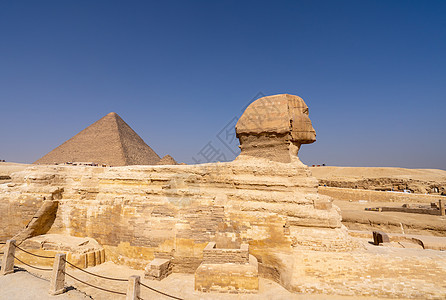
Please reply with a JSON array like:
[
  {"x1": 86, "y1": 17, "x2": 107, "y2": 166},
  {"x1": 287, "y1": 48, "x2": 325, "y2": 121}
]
[
  {"x1": 0, "y1": 261, "x2": 392, "y2": 300},
  {"x1": 0, "y1": 162, "x2": 30, "y2": 183},
  {"x1": 334, "y1": 199, "x2": 446, "y2": 236},
  {"x1": 0, "y1": 268, "x2": 91, "y2": 300},
  {"x1": 309, "y1": 165, "x2": 446, "y2": 235},
  {"x1": 0, "y1": 162, "x2": 30, "y2": 175},
  {"x1": 310, "y1": 166, "x2": 446, "y2": 181}
]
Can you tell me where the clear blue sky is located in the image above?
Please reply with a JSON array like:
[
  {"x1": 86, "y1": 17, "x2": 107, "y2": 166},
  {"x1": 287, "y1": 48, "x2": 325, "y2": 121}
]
[{"x1": 1, "y1": 1, "x2": 445, "y2": 169}]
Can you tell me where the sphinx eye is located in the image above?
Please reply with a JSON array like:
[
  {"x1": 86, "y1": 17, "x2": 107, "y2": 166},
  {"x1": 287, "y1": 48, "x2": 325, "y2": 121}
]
[{"x1": 303, "y1": 108, "x2": 309, "y2": 115}]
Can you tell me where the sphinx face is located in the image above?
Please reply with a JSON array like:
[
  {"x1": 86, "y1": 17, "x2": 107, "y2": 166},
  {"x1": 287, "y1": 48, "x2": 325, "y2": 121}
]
[{"x1": 290, "y1": 104, "x2": 316, "y2": 145}]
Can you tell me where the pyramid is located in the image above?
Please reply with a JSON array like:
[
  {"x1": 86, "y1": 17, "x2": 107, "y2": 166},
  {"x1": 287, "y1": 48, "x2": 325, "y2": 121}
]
[
  {"x1": 156, "y1": 154, "x2": 178, "y2": 165},
  {"x1": 34, "y1": 112, "x2": 161, "y2": 166}
]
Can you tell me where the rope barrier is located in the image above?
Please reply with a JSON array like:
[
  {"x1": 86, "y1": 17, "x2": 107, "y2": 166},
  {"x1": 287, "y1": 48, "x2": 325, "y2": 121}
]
[
  {"x1": 63, "y1": 258, "x2": 128, "y2": 282},
  {"x1": 64, "y1": 259, "x2": 182, "y2": 299},
  {"x1": 7, "y1": 241, "x2": 183, "y2": 299},
  {"x1": 13, "y1": 243, "x2": 55, "y2": 259},
  {"x1": 63, "y1": 271, "x2": 127, "y2": 296},
  {"x1": 12, "y1": 253, "x2": 53, "y2": 271},
  {"x1": 140, "y1": 282, "x2": 184, "y2": 300}
]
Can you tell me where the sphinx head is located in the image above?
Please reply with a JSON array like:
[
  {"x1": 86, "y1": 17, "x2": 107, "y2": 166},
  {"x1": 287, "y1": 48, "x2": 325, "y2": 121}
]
[{"x1": 236, "y1": 94, "x2": 316, "y2": 163}]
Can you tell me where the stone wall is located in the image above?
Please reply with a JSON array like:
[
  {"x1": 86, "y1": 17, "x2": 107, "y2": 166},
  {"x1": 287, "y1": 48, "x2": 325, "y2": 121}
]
[
  {"x1": 0, "y1": 195, "x2": 43, "y2": 241},
  {"x1": 0, "y1": 174, "x2": 60, "y2": 241},
  {"x1": 195, "y1": 262, "x2": 259, "y2": 293},
  {"x1": 195, "y1": 243, "x2": 258, "y2": 293},
  {"x1": 202, "y1": 242, "x2": 249, "y2": 264}
]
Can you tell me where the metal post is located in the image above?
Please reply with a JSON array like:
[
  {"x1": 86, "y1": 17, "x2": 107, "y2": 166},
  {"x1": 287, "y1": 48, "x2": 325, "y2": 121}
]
[
  {"x1": 0, "y1": 239, "x2": 16, "y2": 275},
  {"x1": 49, "y1": 253, "x2": 66, "y2": 295},
  {"x1": 126, "y1": 275, "x2": 140, "y2": 300}
]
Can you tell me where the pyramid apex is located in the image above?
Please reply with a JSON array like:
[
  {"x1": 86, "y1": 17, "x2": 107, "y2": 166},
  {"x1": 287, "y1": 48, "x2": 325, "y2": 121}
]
[{"x1": 107, "y1": 112, "x2": 118, "y2": 117}]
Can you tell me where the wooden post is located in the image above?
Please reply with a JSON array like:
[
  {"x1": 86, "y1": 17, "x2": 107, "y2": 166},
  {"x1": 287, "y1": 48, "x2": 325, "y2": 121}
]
[
  {"x1": 126, "y1": 275, "x2": 140, "y2": 300},
  {"x1": 440, "y1": 199, "x2": 445, "y2": 216},
  {"x1": 49, "y1": 253, "x2": 66, "y2": 295},
  {"x1": 0, "y1": 240, "x2": 16, "y2": 275}
]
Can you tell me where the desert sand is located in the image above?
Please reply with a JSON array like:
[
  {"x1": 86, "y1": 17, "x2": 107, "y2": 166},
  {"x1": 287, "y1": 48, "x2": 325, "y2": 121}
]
[
  {"x1": 311, "y1": 166, "x2": 446, "y2": 194},
  {"x1": 310, "y1": 166, "x2": 446, "y2": 181},
  {"x1": 308, "y1": 166, "x2": 446, "y2": 236},
  {"x1": 0, "y1": 162, "x2": 29, "y2": 181}
]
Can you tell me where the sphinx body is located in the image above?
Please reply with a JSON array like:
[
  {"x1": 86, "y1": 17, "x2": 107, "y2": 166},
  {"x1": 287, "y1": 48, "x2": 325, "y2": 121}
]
[{"x1": 0, "y1": 94, "x2": 353, "y2": 291}]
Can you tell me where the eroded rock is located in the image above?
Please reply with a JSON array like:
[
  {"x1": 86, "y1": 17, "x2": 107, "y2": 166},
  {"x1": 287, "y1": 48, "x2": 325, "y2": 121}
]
[{"x1": 236, "y1": 94, "x2": 316, "y2": 163}]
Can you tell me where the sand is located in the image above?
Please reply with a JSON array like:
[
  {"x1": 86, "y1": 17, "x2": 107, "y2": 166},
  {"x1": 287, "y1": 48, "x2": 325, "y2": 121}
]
[
  {"x1": 0, "y1": 261, "x2": 389, "y2": 300},
  {"x1": 310, "y1": 166, "x2": 446, "y2": 182},
  {"x1": 0, "y1": 268, "x2": 91, "y2": 300},
  {"x1": 335, "y1": 199, "x2": 446, "y2": 236},
  {"x1": 0, "y1": 162, "x2": 30, "y2": 178}
]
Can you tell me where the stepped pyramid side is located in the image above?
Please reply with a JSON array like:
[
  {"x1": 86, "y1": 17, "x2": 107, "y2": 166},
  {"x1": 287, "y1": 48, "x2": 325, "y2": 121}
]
[{"x1": 34, "y1": 112, "x2": 160, "y2": 166}]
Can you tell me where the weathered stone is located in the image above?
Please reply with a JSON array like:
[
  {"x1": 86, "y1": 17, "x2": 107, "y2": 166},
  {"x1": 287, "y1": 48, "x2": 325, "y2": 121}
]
[
  {"x1": 126, "y1": 275, "x2": 140, "y2": 300},
  {"x1": 202, "y1": 242, "x2": 249, "y2": 264},
  {"x1": 12, "y1": 198, "x2": 59, "y2": 244},
  {"x1": 0, "y1": 240, "x2": 16, "y2": 276},
  {"x1": 195, "y1": 243, "x2": 259, "y2": 293},
  {"x1": 17, "y1": 234, "x2": 104, "y2": 269},
  {"x1": 145, "y1": 258, "x2": 172, "y2": 280},
  {"x1": 49, "y1": 253, "x2": 66, "y2": 295},
  {"x1": 373, "y1": 231, "x2": 390, "y2": 245},
  {"x1": 440, "y1": 199, "x2": 445, "y2": 216},
  {"x1": 236, "y1": 94, "x2": 316, "y2": 163}
]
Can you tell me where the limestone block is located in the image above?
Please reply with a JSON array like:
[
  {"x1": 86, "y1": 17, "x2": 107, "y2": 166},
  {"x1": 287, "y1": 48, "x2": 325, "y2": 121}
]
[
  {"x1": 126, "y1": 275, "x2": 140, "y2": 300},
  {"x1": 145, "y1": 258, "x2": 172, "y2": 280},
  {"x1": 17, "y1": 234, "x2": 104, "y2": 268},
  {"x1": 87, "y1": 251, "x2": 96, "y2": 267},
  {"x1": 202, "y1": 242, "x2": 249, "y2": 264},
  {"x1": 195, "y1": 243, "x2": 258, "y2": 293},
  {"x1": 373, "y1": 231, "x2": 390, "y2": 245},
  {"x1": 0, "y1": 240, "x2": 16, "y2": 275},
  {"x1": 49, "y1": 253, "x2": 66, "y2": 295},
  {"x1": 312, "y1": 197, "x2": 333, "y2": 210},
  {"x1": 195, "y1": 256, "x2": 259, "y2": 293}
]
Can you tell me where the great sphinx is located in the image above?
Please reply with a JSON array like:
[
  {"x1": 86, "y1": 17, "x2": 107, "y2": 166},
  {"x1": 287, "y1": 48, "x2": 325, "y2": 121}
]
[{"x1": 0, "y1": 94, "x2": 353, "y2": 291}]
